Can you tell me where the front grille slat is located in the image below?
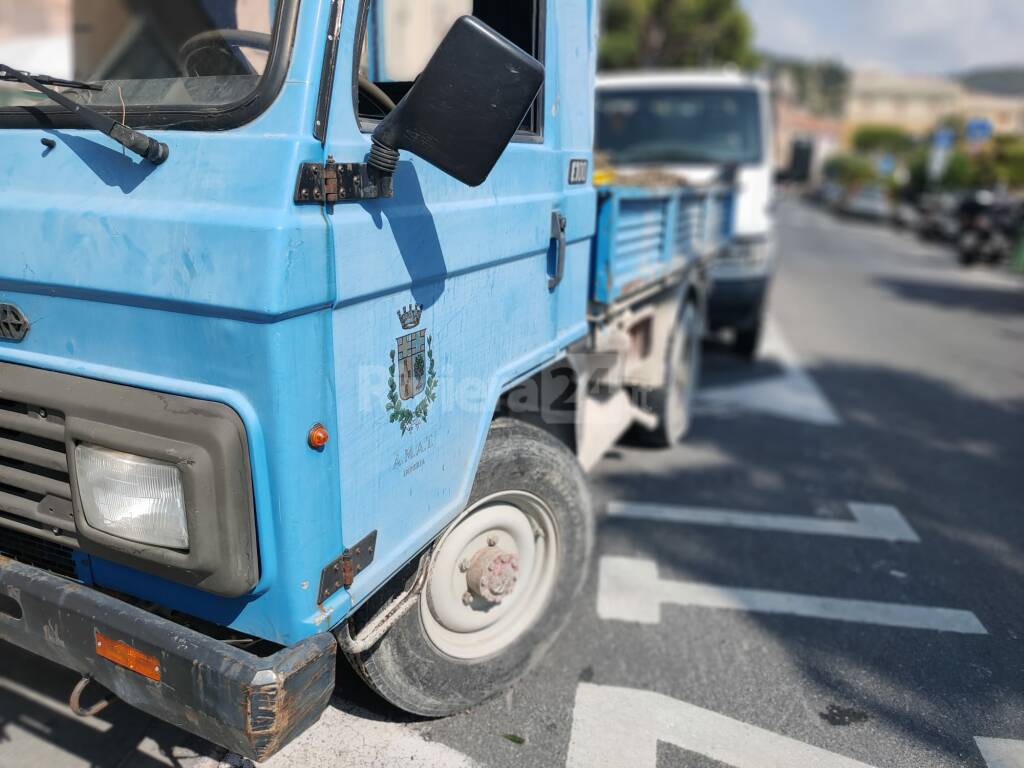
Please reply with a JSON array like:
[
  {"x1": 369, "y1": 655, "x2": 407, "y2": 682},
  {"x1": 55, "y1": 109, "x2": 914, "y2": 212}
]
[
  {"x1": 0, "y1": 407, "x2": 66, "y2": 442},
  {"x1": 0, "y1": 435, "x2": 68, "y2": 472},
  {"x1": 0, "y1": 488, "x2": 39, "y2": 518},
  {"x1": 0, "y1": 463, "x2": 70, "y2": 499},
  {"x1": 0, "y1": 491, "x2": 73, "y2": 534},
  {"x1": 0, "y1": 398, "x2": 78, "y2": 575},
  {"x1": 0, "y1": 512, "x2": 76, "y2": 549}
]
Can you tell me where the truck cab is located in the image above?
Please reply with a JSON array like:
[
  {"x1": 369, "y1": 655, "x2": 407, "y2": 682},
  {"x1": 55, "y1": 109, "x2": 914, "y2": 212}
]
[
  {"x1": 0, "y1": 1, "x2": 598, "y2": 758},
  {"x1": 596, "y1": 70, "x2": 775, "y2": 359}
]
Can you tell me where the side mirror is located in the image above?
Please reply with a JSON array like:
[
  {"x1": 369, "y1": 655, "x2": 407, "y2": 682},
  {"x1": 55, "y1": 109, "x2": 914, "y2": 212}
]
[{"x1": 370, "y1": 16, "x2": 545, "y2": 188}]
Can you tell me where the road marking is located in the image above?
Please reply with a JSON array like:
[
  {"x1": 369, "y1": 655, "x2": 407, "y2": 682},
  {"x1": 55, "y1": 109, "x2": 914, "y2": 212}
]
[
  {"x1": 597, "y1": 557, "x2": 987, "y2": 634},
  {"x1": 208, "y1": 698, "x2": 478, "y2": 768},
  {"x1": 698, "y1": 322, "x2": 842, "y2": 426},
  {"x1": 977, "y1": 738, "x2": 1024, "y2": 768},
  {"x1": 607, "y1": 501, "x2": 919, "y2": 542},
  {"x1": 566, "y1": 683, "x2": 877, "y2": 768}
]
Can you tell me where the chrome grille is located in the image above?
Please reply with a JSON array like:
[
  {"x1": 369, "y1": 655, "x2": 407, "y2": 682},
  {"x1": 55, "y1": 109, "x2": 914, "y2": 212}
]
[{"x1": 0, "y1": 398, "x2": 78, "y2": 549}]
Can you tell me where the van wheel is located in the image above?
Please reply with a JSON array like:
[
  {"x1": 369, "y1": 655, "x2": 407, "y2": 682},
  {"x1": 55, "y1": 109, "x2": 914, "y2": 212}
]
[
  {"x1": 344, "y1": 419, "x2": 592, "y2": 717},
  {"x1": 734, "y1": 320, "x2": 762, "y2": 360},
  {"x1": 637, "y1": 301, "x2": 702, "y2": 447}
]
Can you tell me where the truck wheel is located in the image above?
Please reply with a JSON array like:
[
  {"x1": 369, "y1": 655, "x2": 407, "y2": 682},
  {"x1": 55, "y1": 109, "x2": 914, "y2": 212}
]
[
  {"x1": 344, "y1": 419, "x2": 592, "y2": 717},
  {"x1": 637, "y1": 301, "x2": 702, "y2": 447},
  {"x1": 733, "y1": 320, "x2": 762, "y2": 361}
]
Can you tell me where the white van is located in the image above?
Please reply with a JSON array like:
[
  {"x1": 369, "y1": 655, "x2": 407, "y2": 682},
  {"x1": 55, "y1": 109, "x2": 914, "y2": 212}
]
[{"x1": 596, "y1": 71, "x2": 775, "y2": 359}]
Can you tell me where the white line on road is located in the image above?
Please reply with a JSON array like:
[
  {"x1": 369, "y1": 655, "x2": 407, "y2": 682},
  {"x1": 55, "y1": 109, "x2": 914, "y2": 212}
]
[
  {"x1": 607, "y1": 501, "x2": 920, "y2": 542},
  {"x1": 566, "y1": 683, "x2": 878, "y2": 768},
  {"x1": 976, "y1": 738, "x2": 1024, "y2": 768},
  {"x1": 697, "y1": 322, "x2": 842, "y2": 426},
  {"x1": 597, "y1": 557, "x2": 987, "y2": 634}
]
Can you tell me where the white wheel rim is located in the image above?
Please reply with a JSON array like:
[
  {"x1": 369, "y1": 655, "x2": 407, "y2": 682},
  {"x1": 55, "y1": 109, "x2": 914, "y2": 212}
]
[
  {"x1": 420, "y1": 490, "x2": 559, "y2": 660},
  {"x1": 665, "y1": 305, "x2": 700, "y2": 440}
]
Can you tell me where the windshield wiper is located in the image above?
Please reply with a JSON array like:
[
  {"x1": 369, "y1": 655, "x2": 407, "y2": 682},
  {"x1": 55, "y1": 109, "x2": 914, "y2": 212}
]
[
  {"x1": 0, "y1": 68, "x2": 103, "y2": 91},
  {"x1": 0, "y1": 64, "x2": 168, "y2": 165}
]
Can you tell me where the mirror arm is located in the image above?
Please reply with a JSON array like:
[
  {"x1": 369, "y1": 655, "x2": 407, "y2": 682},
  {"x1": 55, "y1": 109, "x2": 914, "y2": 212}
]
[{"x1": 367, "y1": 136, "x2": 400, "y2": 178}]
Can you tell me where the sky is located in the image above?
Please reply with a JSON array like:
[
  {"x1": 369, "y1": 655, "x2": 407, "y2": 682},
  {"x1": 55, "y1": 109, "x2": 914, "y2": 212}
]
[{"x1": 741, "y1": 0, "x2": 1024, "y2": 75}]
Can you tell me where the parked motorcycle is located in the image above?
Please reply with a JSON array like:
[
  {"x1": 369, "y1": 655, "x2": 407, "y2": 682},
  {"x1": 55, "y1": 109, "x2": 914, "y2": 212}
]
[{"x1": 956, "y1": 192, "x2": 1023, "y2": 267}]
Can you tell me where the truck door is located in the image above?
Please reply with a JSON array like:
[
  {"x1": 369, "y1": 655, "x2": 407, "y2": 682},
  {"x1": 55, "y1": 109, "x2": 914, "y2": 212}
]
[{"x1": 321, "y1": 0, "x2": 597, "y2": 607}]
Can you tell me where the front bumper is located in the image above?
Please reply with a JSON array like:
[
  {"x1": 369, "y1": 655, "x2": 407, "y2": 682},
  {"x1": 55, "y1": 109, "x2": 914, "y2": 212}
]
[{"x1": 0, "y1": 555, "x2": 336, "y2": 761}]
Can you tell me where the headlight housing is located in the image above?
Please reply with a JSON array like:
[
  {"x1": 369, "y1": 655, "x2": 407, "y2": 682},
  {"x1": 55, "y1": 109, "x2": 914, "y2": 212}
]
[{"x1": 75, "y1": 445, "x2": 189, "y2": 549}]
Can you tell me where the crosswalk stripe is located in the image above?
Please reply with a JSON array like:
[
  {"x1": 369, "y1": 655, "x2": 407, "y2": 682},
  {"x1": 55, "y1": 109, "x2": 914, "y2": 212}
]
[
  {"x1": 597, "y1": 557, "x2": 987, "y2": 634},
  {"x1": 976, "y1": 737, "x2": 1024, "y2": 768},
  {"x1": 607, "y1": 501, "x2": 919, "y2": 542},
  {"x1": 697, "y1": 322, "x2": 842, "y2": 426}
]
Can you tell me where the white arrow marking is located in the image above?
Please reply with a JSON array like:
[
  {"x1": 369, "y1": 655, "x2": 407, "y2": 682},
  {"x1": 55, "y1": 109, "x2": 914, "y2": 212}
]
[
  {"x1": 566, "y1": 683, "x2": 878, "y2": 768},
  {"x1": 698, "y1": 322, "x2": 842, "y2": 426},
  {"x1": 607, "y1": 501, "x2": 920, "y2": 542},
  {"x1": 977, "y1": 737, "x2": 1024, "y2": 768},
  {"x1": 597, "y1": 557, "x2": 987, "y2": 634}
]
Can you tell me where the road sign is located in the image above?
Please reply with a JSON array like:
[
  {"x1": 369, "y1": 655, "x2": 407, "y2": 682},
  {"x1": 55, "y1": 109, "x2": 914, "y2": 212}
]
[
  {"x1": 933, "y1": 127, "x2": 956, "y2": 150},
  {"x1": 966, "y1": 118, "x2": 994, "y2": 145}
]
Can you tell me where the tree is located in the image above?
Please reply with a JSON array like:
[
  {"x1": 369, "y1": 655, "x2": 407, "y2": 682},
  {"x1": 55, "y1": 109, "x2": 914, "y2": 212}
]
[
  {"x1": 852, "y1": 124, "x2": 915, "y2": 157},
  {"x1": 940, "y1": 151, "x2": 974, "y2": 190},
  {"x1": 600, "y1": 0, "x2": 758, "y2": 71},
  {"x1": 824, "y1": 154, "x2": 877, "y2": 188}
]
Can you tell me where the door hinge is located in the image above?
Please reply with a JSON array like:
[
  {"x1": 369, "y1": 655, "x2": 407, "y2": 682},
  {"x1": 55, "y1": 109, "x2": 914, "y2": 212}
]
[
  {"x1": 294, "y1": 155, "x2": 394, "y2": 205},
  {"x1": 318, "y1": 530, "x2": 378, "y2": 604}
]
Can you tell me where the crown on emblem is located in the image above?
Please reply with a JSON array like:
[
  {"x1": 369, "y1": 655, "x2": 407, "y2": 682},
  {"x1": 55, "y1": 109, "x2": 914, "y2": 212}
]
[{"x1": 397, "y1": 304, "x2": 423, "y2": 330}]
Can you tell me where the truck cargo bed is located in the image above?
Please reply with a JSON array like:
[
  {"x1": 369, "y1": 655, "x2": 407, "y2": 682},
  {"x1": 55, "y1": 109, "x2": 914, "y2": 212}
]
[{"x1": 591, "y1": 184, "x2": 734, "y2": 306}]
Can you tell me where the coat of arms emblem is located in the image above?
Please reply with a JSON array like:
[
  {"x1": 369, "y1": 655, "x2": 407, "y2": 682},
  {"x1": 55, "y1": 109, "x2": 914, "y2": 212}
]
[{"x1": 386, "y1": 304, "x2": 438, "y2": 434}]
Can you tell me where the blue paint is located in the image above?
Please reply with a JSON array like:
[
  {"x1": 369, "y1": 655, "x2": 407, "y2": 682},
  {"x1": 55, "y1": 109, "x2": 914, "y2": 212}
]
[
  {"x1": 0, "y1": 0, "x2": 597, "y2": 646},
  {"x1": 592, "y1": 184, "x2": 735, "y2": 305},
  {"x1": 0, "y1": 0, "x2": 728, "y2": 649}
]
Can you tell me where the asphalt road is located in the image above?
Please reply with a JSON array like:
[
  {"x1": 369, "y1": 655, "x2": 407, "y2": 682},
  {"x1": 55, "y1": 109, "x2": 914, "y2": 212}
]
[{"x1": 2, "y1": 198, "x2": 1023, "y2": 768}]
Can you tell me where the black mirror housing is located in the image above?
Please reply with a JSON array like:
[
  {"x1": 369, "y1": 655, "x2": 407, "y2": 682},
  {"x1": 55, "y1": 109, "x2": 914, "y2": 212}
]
[{"x1": 371, "y1": 16, "x2": 544, "y2": 188}]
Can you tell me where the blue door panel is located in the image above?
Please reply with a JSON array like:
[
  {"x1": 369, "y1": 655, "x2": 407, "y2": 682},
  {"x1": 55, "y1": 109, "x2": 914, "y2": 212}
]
[{"x1": 321, "y1": 0, "x2": 598, "y2": 612}]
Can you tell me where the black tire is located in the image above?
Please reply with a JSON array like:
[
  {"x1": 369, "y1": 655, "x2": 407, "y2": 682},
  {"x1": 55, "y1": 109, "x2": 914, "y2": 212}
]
[
  {"x1": 344, "y1": 418, "x2": 593, "y2": 717},
  {"x1": 635, "y1": 301, "x2": 702, "y2": 447},
  {"x1": 734, "y1": 321, "x2": 762, "y2": 361}
]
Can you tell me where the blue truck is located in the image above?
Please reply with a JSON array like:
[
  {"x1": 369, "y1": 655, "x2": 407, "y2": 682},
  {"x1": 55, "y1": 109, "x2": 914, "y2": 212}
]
[{"x1": 0, "y1": 1, "x2": 732, "y2": 759}]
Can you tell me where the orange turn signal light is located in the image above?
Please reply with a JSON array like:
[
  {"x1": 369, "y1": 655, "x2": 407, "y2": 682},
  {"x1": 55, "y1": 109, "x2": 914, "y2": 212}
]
[
  {"x1": 95, "y1": 630, "x2": 162, "y2": 682},
  {"x1": 308, "y1": 423, "x2": 330, "y2": 450}
]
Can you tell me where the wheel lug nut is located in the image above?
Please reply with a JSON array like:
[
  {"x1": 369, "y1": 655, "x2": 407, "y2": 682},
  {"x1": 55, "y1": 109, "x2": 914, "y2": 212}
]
[
  {"x1": 487, "y1": 535, "x2": 498, "y2": 547},
  {"x1": 462, "y1": 591, "x2": 474, "y2": 606},
  {"x1": 459, "y1": 559, "x2": 470, "y2": 573}
]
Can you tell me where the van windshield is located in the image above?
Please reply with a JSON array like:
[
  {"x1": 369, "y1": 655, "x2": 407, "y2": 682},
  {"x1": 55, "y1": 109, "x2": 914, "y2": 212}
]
[
  {"x1": 596, "y1": 87, "x2": 763, "y2": 166},
  {"x1": 0, "y1": 1, "x2": 279, "y2": 118}
]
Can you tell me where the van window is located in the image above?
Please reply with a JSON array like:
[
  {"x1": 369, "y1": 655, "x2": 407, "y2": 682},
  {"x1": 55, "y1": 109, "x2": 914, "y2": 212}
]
[
  {"x1": 596, "y1": 88, "x2": 763, "y2": 166},
  {"x1": 356, "y1": 0, "x2": 544, "y2": 137}
]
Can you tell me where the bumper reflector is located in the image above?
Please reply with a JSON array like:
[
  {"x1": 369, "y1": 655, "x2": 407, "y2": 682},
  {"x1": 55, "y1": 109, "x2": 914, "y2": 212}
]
[{"x1": 95, "y1": 630, "x2": 162, "y2": 681}]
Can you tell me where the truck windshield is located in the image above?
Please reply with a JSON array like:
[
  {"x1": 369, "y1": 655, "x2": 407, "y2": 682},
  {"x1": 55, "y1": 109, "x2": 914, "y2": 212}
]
[
  {"x1": 596, "y1": 88, "x2": 763, "y2": 166},
  {"x1": 0, "y1": 1, "x2": 282, "y2": 123}
]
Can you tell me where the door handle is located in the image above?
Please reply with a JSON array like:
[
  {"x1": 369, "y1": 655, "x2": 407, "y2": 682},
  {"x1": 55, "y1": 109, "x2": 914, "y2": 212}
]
[{"x1": 549, "y1": 211, "x2": 567, "y2": 290}]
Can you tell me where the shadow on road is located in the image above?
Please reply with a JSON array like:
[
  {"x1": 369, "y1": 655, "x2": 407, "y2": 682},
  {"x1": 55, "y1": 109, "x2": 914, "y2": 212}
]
[
  {"x1": 875, "y1": 276, "x2": 1024, "y2": 317},
  {"x1": 0, "y1": 643, "x2": 218, "y2": 768},
  {"x1": 593, "y1": 357, "x2": 1024, "y2": 765}
]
